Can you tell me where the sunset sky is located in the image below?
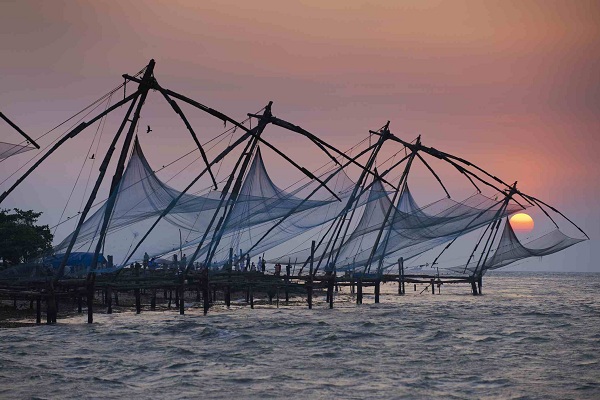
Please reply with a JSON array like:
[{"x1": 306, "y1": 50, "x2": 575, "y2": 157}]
[{"x1": 1, "y1": 0, "x2": 598, "y2": 271}]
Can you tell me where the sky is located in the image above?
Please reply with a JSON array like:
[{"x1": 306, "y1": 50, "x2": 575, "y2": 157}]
[{"x1": 1, "y1": 0, "x2": 598, "y2": 271}]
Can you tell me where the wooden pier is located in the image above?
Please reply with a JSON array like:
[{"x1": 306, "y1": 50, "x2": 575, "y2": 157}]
[{"x1": 0, "y1": 266, "x2": 484, "y2": 325}]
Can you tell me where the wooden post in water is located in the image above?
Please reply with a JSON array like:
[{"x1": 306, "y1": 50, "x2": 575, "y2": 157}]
[
  {"x1": 226, "y1": 247, "x2": 232, "y2": 309},
  {"x1": 106, "y1": 285, "x2": 113, "y2": 314},
  {"x1": 135, "y1": 262, "x2": 141, "y2": 314},
  {"x1": 308, "y1": 240, "x2": 315, "y2": 310},
  {"x1": 135, "y1": 289, "x2": 141, "y2": 314},
  {"x1": 285, "y1": 263, "x2": 290, "y2": 304},
  {"x1": 46, "y1": 282, "x2": 57, "y2": 324},
  {"x1": 430, "y1": 278, "x2": 435, "y2": 295},
  {"x1": 151, "y1": 289, "x2": 157, "y2": 311},
  {"x1": 225, "y1": 285, "x2": 231, "y2": 308},
  {"x1": 87, "y1": 274, "x2": 95, "y2": 324},
  {"x1": 328, "y1": 275, "x2": 334, "y2": 309},
  {"x1": 357, "y1": 279, "x2": 363, "y2": 305},
  {"x1": 202, "y1": 269, "x2": 210, "y2": 315},
  {"x1": 477, "y1": 275, "x2": 482, "y2": 295},
  {"x1": 46, "y1": 281, "x2": 58, "y2": 324},
  {"x1": 179, "y1": 283, "x2": 185, "y2": 315},
  {"x1": 36, "y1": 296, "x2": 41, "y2": 324},
  {"x1": 276, "y1": 286, "x2": 280, "y2": 308},
  {"x1": 175, "y1": 287, "x2": 179, "y2": 308},
  {"x1": 46, "y1": 297, "x2": 51, "y2": 325},
  {"x1": 375, "y1": 279, "x2": 381, "y2": 304},
  {"x1": 250, "y1": 285, "x2": 254, "y2": 309},
  {"x1": 398, "y1": 258, "x2": 405, "y2": 295},
  {"x1": 471, "y1": 278, "x2": 478, "y2": 296}
]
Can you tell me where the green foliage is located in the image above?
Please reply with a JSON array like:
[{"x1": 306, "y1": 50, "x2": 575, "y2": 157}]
[{"x1": 0, "y1": 208, "x2": 53, "y2": 266}]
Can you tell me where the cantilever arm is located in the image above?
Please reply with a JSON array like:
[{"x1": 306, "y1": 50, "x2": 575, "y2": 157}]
[
  {"x1": 0, "y1": 91, "x2": 140, "y2": 204},
  {"x1": 262, "y1": 115, "x2": 400, "y2": 190},
  {"x1": 525, "y1": 194, "x2": 589, "y2": 239},
  {"x1": 0, "y1": 112, "x2": 40, "y2": 149},
  {"x1": 255, "y1": 135, "x2": 341, "y2": 202},
  {"x1": 416, "y1": 152, "x2": 451, "y2": 198},
  {"x1": 157, "y1": 88, "x2": 218, "y2": 189},
  {"x1": 390, "y1": 131, "x2": 587, "y2": 240},
  {"x1": 123, "y1": 74, "x2": 250, "y2": 134},
  {"x1": 452, "y1": 163, "x2": 482, "y2": 193},
  {"x1": 434, "y1": 144, "x2": 587, "y2": 238},
  {"x1": 425, "y1": 146, "x2": 513, "y2": 192},
  {"x1": 249, "y1": 114, "x2": 340, "y2": 166}
]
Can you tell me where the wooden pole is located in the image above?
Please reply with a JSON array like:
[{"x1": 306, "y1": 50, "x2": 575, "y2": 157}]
[
  {"x1": 226, "y1": 247, "x2": 232, "y2": 308},
  {"x1": 47, "y1": 283, "x2": 57, "y2": 324},
  {"x1": 135, "y1": 288, "x2": 141, "y2": 314},
  {"x1": 225, "y1": 285, "x2": 231, "y2": 308},
  {"x1": 431, "y1": 278, "x2": 435, "y2": 295},
  {"x1": 375, "y1": 279, "x2": 381, "y2": 303},
  {"x1": 308, "y1": 240, "x2": 315, "y2": 309},
  {"x1": 398, "y1": 257, "x2": 405, "y2": 295},
  {"x1": 36, "y1": 296, "x2": 41, "y2": 324},
  {"x1": 134, "y1": 262, "x2": 141, "y2": 314},
  {"x1": 87, "y1": 274, "x2": 95, "y2": 324},
  {"x1": 0, "y1": 92, "x2": 139, "y2": 206},
  {"x1": 328, "y1": 275, "x2": 334, "y2": 309},
  {"x1": 357, "y1": 279, "x2": 363, "y2": 305},
  {"x1": 106, "y1": 286, "x2": 113, "y2": 314},
  {"x1": 179, "y1": 284, "x2": 185, "y2": 315},
  {"x1": 285, "y1": 264, "x2": 290, "y2": 304},
  {"x1": 477, "y1": 275, "x2": 483, "y2": 295},
  {"x1": 202, "y1": 268, "x2": 210, "y2": 315}
]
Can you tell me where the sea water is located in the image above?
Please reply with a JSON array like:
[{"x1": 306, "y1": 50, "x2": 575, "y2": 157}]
[{"x1": 1, "y1": 271, "x2": 599, "y2": 399}]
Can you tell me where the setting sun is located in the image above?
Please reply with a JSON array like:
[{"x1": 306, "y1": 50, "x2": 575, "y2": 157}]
[{"x1": 509, "y1": 213, "x2": 534, "y2": 232}]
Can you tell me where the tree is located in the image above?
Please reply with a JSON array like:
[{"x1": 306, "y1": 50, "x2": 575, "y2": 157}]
[{"x1": 0, "y1": 208, "x2": 53, "y2": 266}]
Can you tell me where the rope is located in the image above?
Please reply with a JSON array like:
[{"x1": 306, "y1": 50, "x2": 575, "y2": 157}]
[
  {"x1": 53, "y1": 94, "x2": 114, "y2": 238},
  {"x1": 0, "y1": 66, "x2": 147, "y2": 165}
]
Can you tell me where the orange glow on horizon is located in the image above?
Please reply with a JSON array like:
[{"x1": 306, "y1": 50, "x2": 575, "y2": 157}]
[{"x1": 509, "y1": 213, "x2": 534, "y2": 232}]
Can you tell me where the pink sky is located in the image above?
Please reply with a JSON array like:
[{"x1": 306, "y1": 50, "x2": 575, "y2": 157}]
[{"x1": 1, "y1": 1, "x2": 598, "y2": 270}]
